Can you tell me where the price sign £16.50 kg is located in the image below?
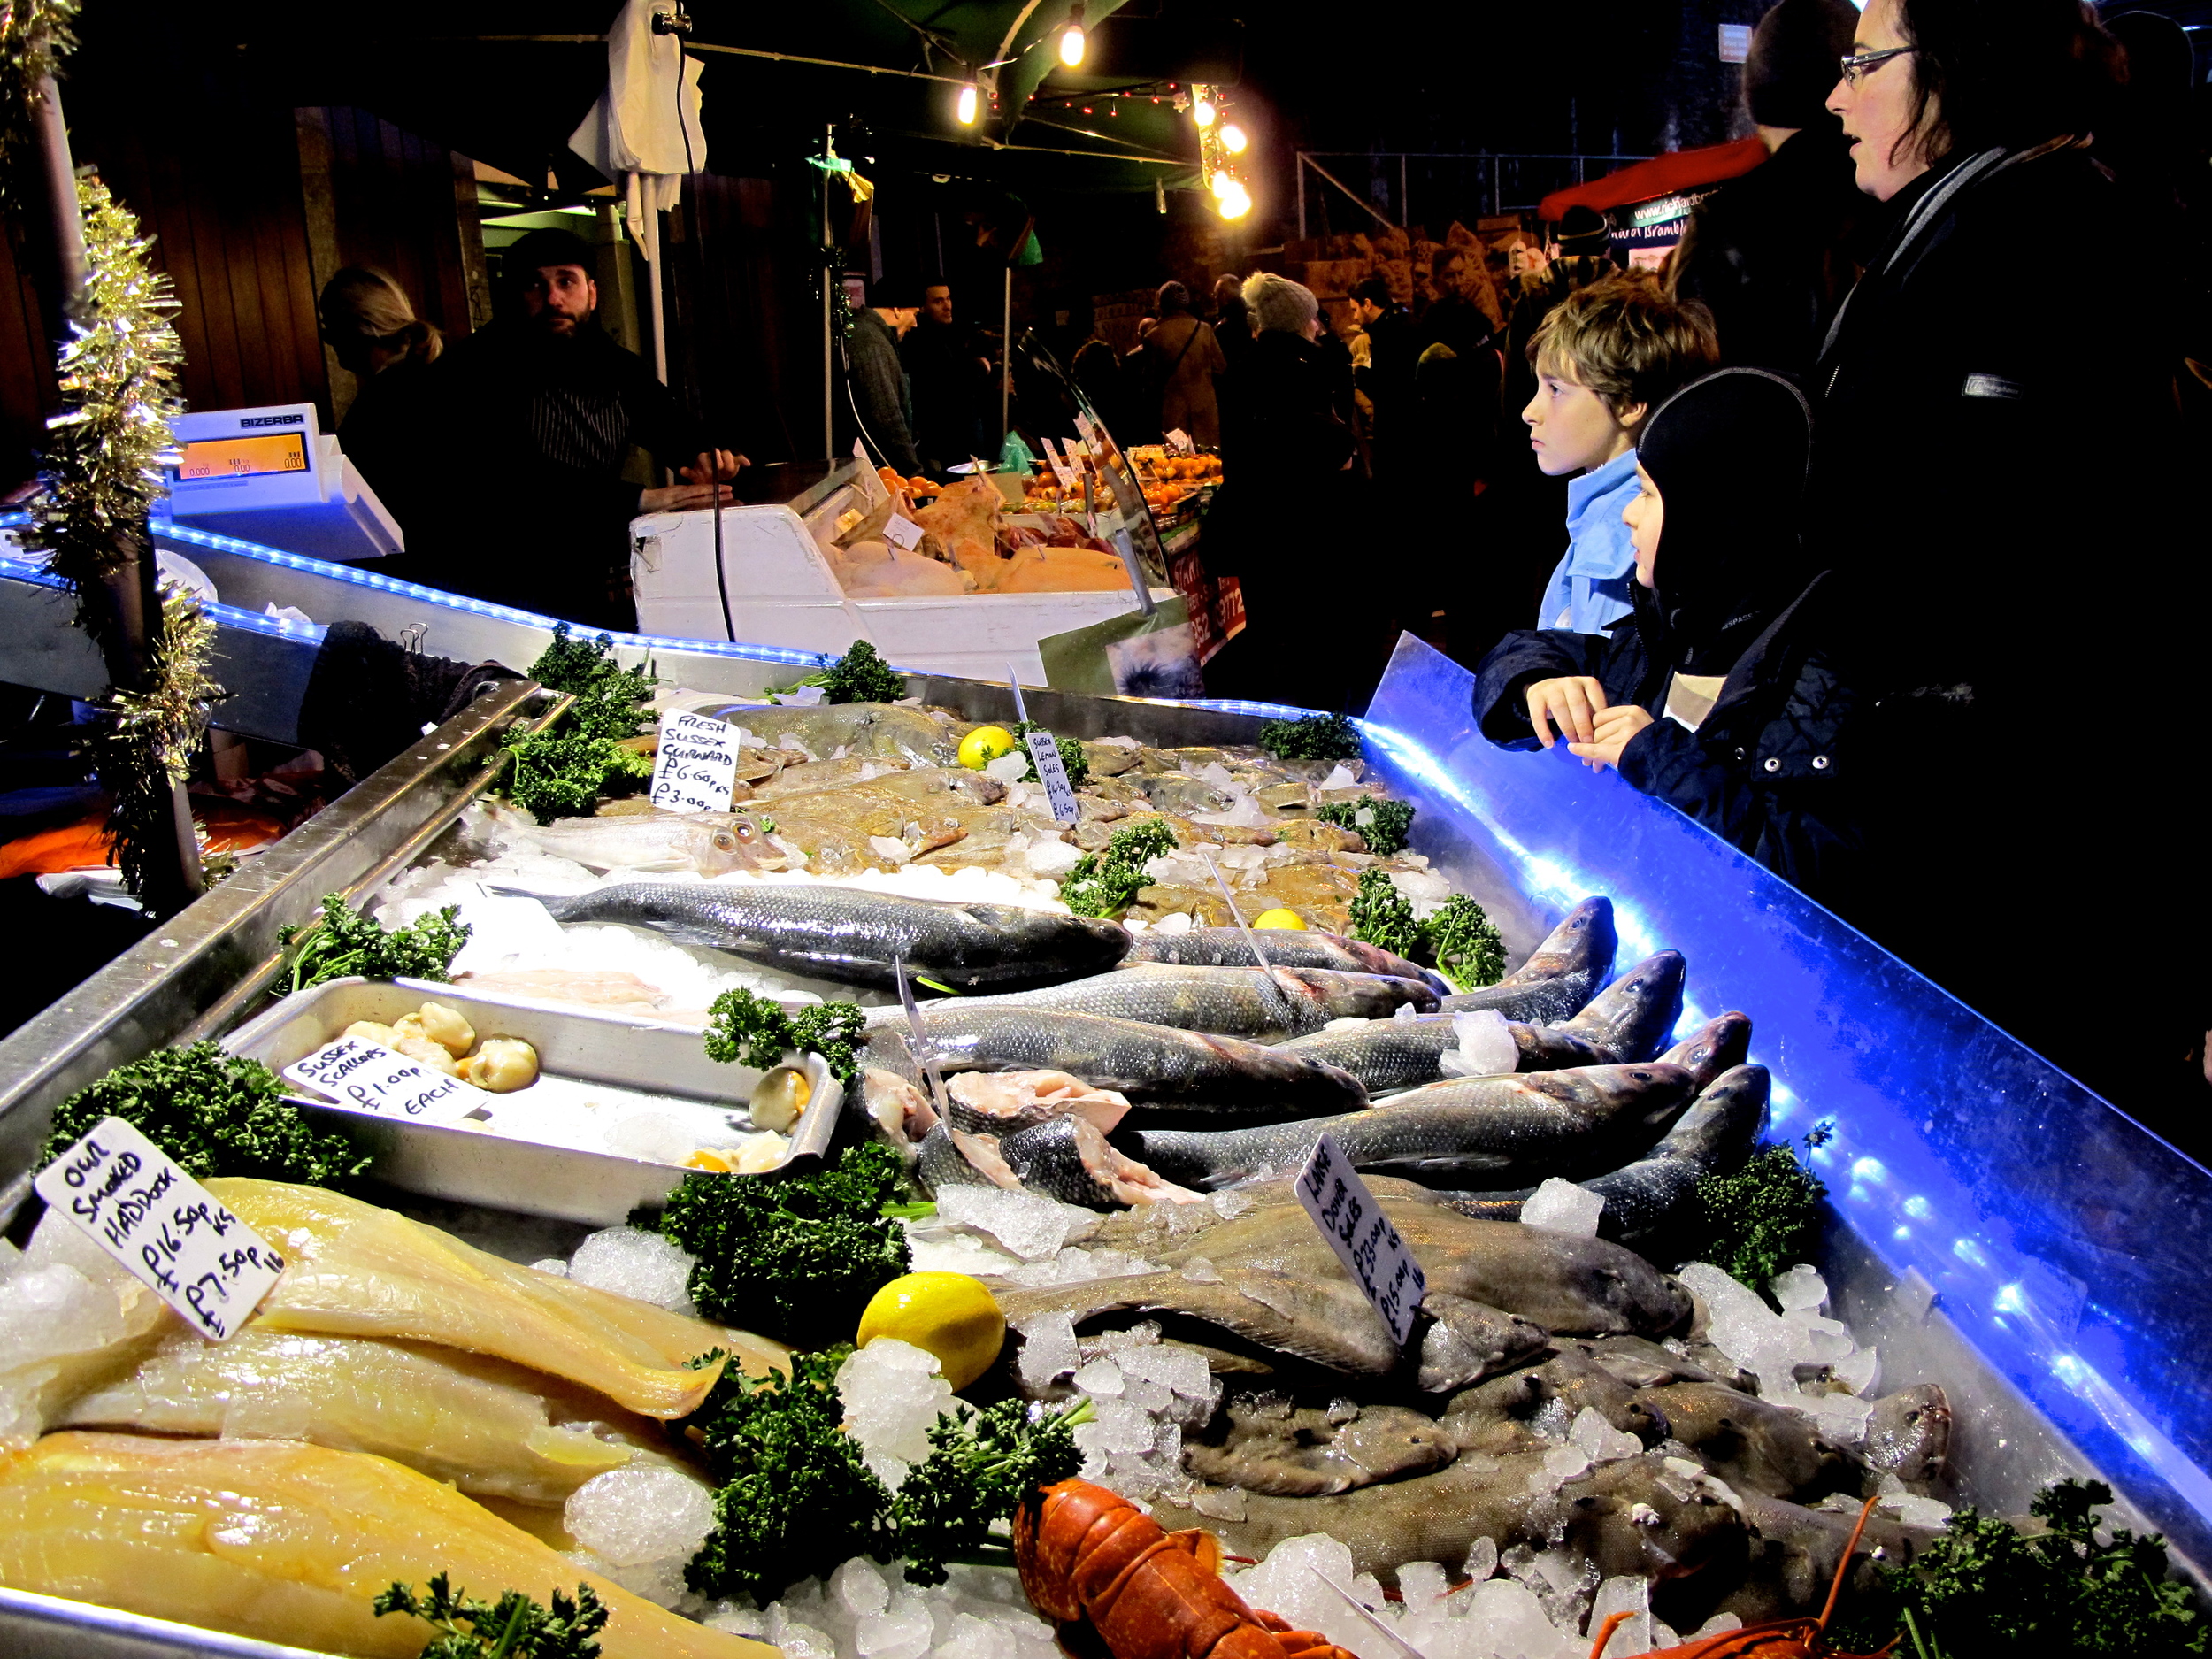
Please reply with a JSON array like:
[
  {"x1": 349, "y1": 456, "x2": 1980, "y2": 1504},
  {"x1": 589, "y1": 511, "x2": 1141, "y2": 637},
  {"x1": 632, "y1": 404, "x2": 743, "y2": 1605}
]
[
  {"x1": 34, "y1": 1117, "x2": 288, "y2": 1341},
  {"x1": 1295, "y1": 1132, "x2": 1427, "y2": 1348}
]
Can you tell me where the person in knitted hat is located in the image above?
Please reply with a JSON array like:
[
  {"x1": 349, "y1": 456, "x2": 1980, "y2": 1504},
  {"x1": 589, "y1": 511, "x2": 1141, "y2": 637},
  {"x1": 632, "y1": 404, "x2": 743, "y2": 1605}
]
[
  {"x1": 1668, "y1": 0, "x2": 1864, "y2": 376},
  {"x1": 1471, "y1": 368, "x2": 1880, "y2": 909}
]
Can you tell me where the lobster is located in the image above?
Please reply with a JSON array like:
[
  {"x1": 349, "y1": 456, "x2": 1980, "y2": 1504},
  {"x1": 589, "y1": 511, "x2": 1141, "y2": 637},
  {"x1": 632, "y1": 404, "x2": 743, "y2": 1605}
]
[
  {"x1": 1588, "y1": 1494, "x2": 1894, "y2": 1659},
  {"x1": 1014, "y1": 1479, "x2": 1360, "y2": 1659}
]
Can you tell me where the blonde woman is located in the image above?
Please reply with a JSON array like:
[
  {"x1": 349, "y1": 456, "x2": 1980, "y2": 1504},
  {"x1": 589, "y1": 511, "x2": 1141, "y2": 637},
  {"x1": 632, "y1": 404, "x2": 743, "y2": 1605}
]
[{"x1": 318, "y1": 266, "x2": 444, "y2": 557}]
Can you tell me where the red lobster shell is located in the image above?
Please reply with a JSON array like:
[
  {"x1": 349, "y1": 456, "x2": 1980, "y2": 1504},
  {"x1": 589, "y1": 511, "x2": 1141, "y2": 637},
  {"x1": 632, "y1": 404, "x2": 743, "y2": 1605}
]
[{"x1": 1015, "y1": 1479, "x2": 1358, "y2": 1659}]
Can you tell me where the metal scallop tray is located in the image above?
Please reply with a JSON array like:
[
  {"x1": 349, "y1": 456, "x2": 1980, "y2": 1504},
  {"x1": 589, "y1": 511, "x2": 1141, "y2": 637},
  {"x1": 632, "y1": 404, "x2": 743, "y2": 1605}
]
[{"x1": 219, "y1": 977, "x2": 840, "y2": 1226}]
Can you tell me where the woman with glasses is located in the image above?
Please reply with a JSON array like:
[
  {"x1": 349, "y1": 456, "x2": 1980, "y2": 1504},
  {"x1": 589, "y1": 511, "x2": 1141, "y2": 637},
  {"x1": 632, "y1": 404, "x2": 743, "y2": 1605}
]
[{"x1": 1810, "y1": 0, "x2": 2199, "y2": 1126}]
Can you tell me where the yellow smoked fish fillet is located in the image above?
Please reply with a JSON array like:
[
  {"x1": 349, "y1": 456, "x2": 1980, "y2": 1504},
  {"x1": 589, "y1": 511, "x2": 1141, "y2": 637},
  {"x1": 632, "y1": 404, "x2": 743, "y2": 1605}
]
[
  {"x1": 57, "y1": 1328, "x2": 664, "y2": 1504},
  {"x1": 206, "y1": 1179, "x2": 787, "y2": 1419},
  {"x1": 0, "y1": 1432, "x2": 772, "y2": 1659}
]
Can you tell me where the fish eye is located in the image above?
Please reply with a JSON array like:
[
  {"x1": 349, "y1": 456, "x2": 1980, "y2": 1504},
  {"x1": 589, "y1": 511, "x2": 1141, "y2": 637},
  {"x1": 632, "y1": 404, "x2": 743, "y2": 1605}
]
[{"x1": 713, "y1": 831, "x2": 738, "y2": 850}]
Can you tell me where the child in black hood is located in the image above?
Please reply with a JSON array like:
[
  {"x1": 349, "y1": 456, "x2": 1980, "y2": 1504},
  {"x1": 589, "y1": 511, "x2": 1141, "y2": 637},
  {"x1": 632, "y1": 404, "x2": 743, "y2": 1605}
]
[{"x1": 1471, "y1": 368, "x2": 1873, "y2": 907}]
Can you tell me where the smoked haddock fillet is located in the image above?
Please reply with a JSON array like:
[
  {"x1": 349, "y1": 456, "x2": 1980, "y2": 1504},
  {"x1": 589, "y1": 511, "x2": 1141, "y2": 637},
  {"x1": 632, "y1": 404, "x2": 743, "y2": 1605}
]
[
  {"x1": 58, "y1": 1327, "x2": 657, "y2": 1504},
  {"x1": 207, "y1": 1179, "x2": 786, "y2": 1418},
  {"x1": 0, "y1": 1432, "x2": 770, "y2": 1659}
]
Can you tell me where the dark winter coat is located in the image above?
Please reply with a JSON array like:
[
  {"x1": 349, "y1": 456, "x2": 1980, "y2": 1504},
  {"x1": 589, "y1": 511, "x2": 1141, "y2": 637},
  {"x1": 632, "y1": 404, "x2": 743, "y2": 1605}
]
[
  {"x1": 1810, "y1": 136, "x2": 2182, "y2": 695},
  {"x1": 1670, "y1": 124, "x2": 1863, "y2": 380},
  {"x1": 1472, "y1": 574, "x2": 1872, "y2": 904},
  {"x1": 847, "y1": 310, "x2": 922, "y2": 475},
  {"x1": 1354, "y1": 304, "x2": 1420, "y2": 466},
  {"x1": 433, "y1": 319, "x2": 715, "y2": 627}
]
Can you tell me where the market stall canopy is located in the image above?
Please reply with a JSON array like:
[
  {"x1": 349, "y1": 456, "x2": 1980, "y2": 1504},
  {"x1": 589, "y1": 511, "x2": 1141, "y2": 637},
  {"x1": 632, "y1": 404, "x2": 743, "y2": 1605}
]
[{"x1": 1536, "y1": 134, "x2": 1769, "y2": 220}]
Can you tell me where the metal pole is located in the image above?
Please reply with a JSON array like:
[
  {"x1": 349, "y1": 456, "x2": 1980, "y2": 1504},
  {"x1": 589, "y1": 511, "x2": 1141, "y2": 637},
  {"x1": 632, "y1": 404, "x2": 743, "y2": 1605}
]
[
  {"x1": 1399, "y1": 153, "x2": 1408, "y2": 229},
  {"x1": 999, "y1": 265, "x2": 1011, "y2": 444},
  {"x1": 1296, "y1": 154, "x2": 1306, "y2": 243},
  {"x1": 28, "y1": 75, "x2": 203, "y2": 913},
  {"x1": 822, "y1": 125, "x2": 834, "y2": 459}
]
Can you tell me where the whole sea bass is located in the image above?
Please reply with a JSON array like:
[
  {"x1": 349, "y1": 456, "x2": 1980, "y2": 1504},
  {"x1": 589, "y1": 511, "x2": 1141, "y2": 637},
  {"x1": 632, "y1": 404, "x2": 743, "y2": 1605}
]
[
  {"x1": 862, "y1": 1007, "x2": 1368, "y2": 1119},
  {"x1": 506, "y1": 880, "x2": 1129, "y2": 991},
  {"x1": 522, "y1": 813, "x2": 766, "y2": 875},
  {"x1": 1123, "y1": 926, "x2": 1443, "y2": 990},
  {"x1": 1435, "y1": 1060, "x2": 1769, "y2": 1246},
  {"x1": 1116, "y1": 1061, "x2": 1700, "y2": 1192},
  {"x1": 940, "y1": 962, "x2": 1437, "y2": 1040},
  {"x1": 1275, "y1": 951, "x2": 1686, "y2": 1095},
  {"x1": 1440, "y1": 896, "x2": 1617, "y2": 1024}
]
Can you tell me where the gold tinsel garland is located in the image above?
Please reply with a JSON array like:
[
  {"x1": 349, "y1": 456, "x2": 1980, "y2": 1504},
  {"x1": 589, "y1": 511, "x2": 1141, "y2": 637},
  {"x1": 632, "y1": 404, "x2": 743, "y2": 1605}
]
[
  {"x1": 19, "y1": 173, "x2": 225, "y2": 896},
  {"x1": 0, "y1": 0, "x2": 78, "y2": 185}
]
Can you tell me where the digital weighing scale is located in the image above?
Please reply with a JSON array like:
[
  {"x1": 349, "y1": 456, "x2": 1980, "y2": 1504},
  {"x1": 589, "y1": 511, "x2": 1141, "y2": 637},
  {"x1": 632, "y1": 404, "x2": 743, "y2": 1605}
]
[{"x1": 160, "y1": 402, "x2": 403, "y2": 564}]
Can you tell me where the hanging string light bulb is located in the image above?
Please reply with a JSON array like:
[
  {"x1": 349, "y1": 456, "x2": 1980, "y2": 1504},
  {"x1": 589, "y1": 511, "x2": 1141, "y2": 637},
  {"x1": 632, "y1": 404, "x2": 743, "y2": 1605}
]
[
  {"x1": 1192, "y1": 90, "x2": 1217, "y2": 127},
  {"x1": 1218, "y1": 179, "x2": 1252, "y2": 219},
  {"x1": 956, "y1": 81, "x2": 979, "y2": 125},
  {"x1": 1059, "y1": 3, "x2": 1087, "y2": 67},
  {"x1": 1220, "y1": 121, "x2": 1247, "y2": 154}
]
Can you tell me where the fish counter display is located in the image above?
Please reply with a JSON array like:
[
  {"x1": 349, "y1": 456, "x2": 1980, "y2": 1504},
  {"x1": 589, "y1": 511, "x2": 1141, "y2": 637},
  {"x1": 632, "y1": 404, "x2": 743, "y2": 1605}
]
[{"x1": 0, "y1": 635, "x2": 2208, "y2": 1659}]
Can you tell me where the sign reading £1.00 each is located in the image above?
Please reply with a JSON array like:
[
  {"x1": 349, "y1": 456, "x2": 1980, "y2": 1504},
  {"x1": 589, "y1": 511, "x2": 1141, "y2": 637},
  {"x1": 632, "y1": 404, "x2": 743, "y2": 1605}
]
[
  {"x1": 284, "y1": 1036, "x2": 490, "y2": 1126},
  {"x1": 650, "y1": 709, "x2": 741, "y2": 813},
  {"x1": 1041, "y1": 437, "x2": 1079, "y2": 490},
  {"x1": 1023, "y1": 730, "x2": 1080, "y2": 825},
  {"x1": 883, "y1": 513, "x2": 925, "y2": 551},
  {"x1": 1295, "y1": 1131, "x2": 1428, "y2": 1348},
  {"x1": 34, "y1": 1117, "x2": 288, "y2": 1341},
  {"x1": 1164, "y1": 428, "x2": 1194, "y2": 455}
]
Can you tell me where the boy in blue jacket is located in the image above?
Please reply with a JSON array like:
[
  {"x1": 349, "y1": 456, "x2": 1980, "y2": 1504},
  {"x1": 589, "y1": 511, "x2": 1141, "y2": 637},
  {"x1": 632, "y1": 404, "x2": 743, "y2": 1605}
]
[{"x1": 1522, "y1": 277, "x2": 1717, "y2": 634}]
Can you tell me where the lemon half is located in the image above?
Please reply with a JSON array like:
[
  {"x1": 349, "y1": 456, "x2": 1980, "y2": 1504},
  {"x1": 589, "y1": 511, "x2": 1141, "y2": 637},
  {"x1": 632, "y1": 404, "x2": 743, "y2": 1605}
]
[{"x1": 856, "y1": 1271, "x2": 1007, "y2": 1390}]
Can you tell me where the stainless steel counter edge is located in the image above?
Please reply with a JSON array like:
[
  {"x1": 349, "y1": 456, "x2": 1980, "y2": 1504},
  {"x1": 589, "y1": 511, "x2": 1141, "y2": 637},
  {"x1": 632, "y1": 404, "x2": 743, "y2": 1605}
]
[{"x1": 0, "y1": 678, "x2": 554, "y2": 1211}]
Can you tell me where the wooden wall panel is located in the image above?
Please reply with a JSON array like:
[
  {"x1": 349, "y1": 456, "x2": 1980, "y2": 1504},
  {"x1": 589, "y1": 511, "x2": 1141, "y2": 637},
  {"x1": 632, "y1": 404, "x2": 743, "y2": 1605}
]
[{"x1": 664, "y1": 173, "x2": 818, "y2": 465}]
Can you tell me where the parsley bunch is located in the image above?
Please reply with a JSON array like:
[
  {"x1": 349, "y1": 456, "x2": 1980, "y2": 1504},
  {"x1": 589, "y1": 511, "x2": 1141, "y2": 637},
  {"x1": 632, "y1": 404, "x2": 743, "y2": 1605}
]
[
  {"x1": 1060, "y1": 817, "x2": 1178, "y2": 918},
  {"x1": 277, "y1": 895, "x2": 471, "y2": 995},
  {"x1": 1315, "y1": 796, "x2": 1415, "y2": 856},
  {"x1": 506, "y1": 626, "x2": 658, "y2": 820},
  {"x1": 1347, "y1": 866, "x2": 1420, "y2": 957},
  {"x1": 1831, "y1": 1479, "x2": 2205, "y2": 1656},
  {"x1": 652, "y1": 1143, "x2": 910, "y2": 1348},
  {"x1": 681, "y1": 1348, "x2": 892, "y2": 1604},
  {"x1": 527, "y1": 625, "x2": 656, "y2": 741},
  {"x1": 1422, "y1": 894, "x2": 1507, "y2": 991},
  {"x1": 1010, "y1": 721, "x2": 1091, "y2": 787},
  {"x1": 679, "y1": 1348, "x2": 1092, "y2": 1601},
  {"x1": 1685, "y1": 1123, "x2": 1832, "y2": 1290},
  {"x1": 374, "y1": 1576, "x2": 606, "y2": 1659},
  {"x1": 42, "y1": 1041, "x2": 367, "y2": 1187},
  {"x1": 502, "y1": 733, "x2": 653, "y2": 823},
  {"x1": 795, "y1": 639, "x2": 908, "y2": 704},
  {"x1": 703, "y1": 987, "x2": 865, "y2": 1085},
  {"x1": 1258, "y1": 711, "x2": 1360, "y2": 762},
  {"x1": 892, "y1": 1394, "x2": 1092, "y2": 1586}
]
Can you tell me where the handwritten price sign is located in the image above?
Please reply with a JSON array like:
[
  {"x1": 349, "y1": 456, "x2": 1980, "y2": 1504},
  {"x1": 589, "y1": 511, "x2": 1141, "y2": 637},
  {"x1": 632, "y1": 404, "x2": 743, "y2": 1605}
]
[
  {"x1": 284, "y1": 1037, "x2": 488, "y2": 1125},
  {"x1": 650, "y1": 709, "x2": 740, "y2": 814},
  {"x1": 1295, "y1": 1132, "x2": 1427, "y2": 1348},
  {"x1": 35, "y1": 1117, "x2": 288, "y2": 1341}
]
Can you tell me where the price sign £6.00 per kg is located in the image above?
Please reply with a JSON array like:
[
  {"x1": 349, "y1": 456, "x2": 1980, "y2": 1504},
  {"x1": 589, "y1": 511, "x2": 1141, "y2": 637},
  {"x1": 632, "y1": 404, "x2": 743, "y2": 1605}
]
[{"x1": 1295, "y1": 1132, "x2": 1427, "y2": 1348}]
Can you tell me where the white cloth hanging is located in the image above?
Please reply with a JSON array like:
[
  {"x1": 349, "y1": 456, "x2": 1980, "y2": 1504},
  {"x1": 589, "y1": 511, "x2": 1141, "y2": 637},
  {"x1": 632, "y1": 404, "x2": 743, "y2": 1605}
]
[{"x1": 567, "y1": 0, "x2": 706, "y2": 224}]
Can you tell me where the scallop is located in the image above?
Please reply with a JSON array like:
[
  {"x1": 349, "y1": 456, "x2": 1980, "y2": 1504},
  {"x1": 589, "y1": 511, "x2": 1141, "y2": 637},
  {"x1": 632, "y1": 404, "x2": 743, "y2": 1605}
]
[
  {"x1": 749, "y1": 1065, "x2": 812, "y2": 1133},
  {"x1": 395, "y1": 1002, "x2": 475, "y2": 1058},
  {"x1": 392, "y1": 1036, "x2": 459, "y2": 1076},
  {"x1": 460, "y1": 1038, "x2": 539, "y2": 1093},
  {"x1": 342, "y1": 1020, "x2": 402, "y2": 1047}
]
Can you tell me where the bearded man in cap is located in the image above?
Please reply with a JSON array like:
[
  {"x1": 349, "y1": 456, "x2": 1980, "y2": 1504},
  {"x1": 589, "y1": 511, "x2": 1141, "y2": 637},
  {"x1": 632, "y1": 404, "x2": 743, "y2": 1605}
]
[
  {"x1": 1667, "y1": 0, "x2": 1865, "y2": 376},
  {"x1": 436, "y1": 227, "x2": 740, "y2": 630}
]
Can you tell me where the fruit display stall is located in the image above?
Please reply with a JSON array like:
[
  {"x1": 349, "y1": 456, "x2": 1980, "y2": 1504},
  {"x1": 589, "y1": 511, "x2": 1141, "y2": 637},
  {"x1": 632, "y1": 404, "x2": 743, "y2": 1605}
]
[{"x1": 0, "y1": 627, "x2": 2206, "y2": 1659}]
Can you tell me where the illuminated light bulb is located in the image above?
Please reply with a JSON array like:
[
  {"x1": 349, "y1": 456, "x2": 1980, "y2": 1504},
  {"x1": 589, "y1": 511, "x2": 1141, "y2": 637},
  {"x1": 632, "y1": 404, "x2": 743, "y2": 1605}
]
[
  {"x1": 1220, "y1": 121, "x2": 1248, "y2": 154},
  {"x1": 1210, "y1": 170, "x2": 1234, "y2": 198},
  {"x1": 1218, "y1": 180, "x2": 1251, "y2": 219},
  {"x1": 1193, "y1": 96, "x2": 1217, "y2": 127},
  {"x1": 1059, "y1": 3, "x2": 1087, "y2": 66},
  {"x1": 956, "y1": 82, "x2": 979, "y2": 125}
]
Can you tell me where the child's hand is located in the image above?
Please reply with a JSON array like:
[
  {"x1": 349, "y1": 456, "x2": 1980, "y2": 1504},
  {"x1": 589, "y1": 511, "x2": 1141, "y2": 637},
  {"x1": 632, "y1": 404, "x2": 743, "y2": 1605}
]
[
  {"x1": 1568, "y1": 703, "x2": 1654, "y2": 771},
  {"x1": 1525, "y1": 676, "x2": 1610, "y2": 747}
]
